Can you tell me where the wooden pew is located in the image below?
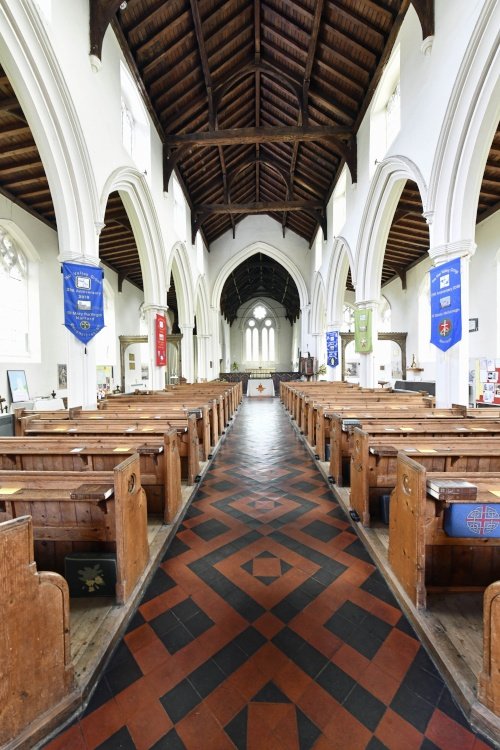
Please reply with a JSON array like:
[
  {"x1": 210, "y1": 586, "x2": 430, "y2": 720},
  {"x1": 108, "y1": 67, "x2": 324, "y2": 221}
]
[
  {"x1": 0, "y1": 431, "x2": 181, "y2": 524},
  {"x1": 479, "y1": 580, "x2": 500, "y2": 716},
  {"x1": 388, "y1": 454, "x2": 500, "y2": 609},
  {"x1": 349, "y1": 429, "x2": 500, "y2": 525},
  {"x1": 314, "y1": 403, "x2": 464, "y2": 462},
  {"x1": 329, "y1": 413, "x2": 500, "y2": 484},
  {"x1": 96, "y1": 400, "x2": 218, "y2": 456},
  {"x1": 0, "y1": 453, "x2": 149, "y2": 604},
  {"x1": 20, "y1": 414, "x2": 201, "y2": 486},
  {"x1": 0, "y1": 516, "x2": 75, "y2": 747}
]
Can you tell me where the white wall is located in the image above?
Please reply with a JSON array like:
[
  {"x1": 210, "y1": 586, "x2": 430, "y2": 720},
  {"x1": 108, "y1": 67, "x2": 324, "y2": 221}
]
[{"x1": 470, "y1": 211, "x2": 500, "y2": 358}]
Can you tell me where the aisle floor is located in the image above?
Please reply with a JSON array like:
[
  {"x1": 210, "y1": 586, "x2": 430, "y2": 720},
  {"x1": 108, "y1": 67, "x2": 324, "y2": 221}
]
[{"x1": 45, "y1": 398, "x2": 494, "y2": 750}]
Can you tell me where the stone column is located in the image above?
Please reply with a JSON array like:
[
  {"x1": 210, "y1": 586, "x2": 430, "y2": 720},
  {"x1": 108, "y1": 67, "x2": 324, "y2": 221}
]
[
  {"x1": 355, "y1": 300, "x2": 379, "y2": 389},
  {"x1": 196, "y1": 334, "x2": 211, "y2": 382},
  {"x1": 428, "y1": 240, "x2": 476, "y2": 407},
  {"x1": 142, "y1": 304, "x2": 169, "y2": 390},
  {"x1": 179, "y1": 323, "x2": 194, "y2": 382},
  {"x1": 58, "y1": 224, "x2": 102, "y2": 408}
]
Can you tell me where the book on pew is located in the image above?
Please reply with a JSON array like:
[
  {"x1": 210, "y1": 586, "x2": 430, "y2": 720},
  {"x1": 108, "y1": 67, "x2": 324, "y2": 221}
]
[
  {"x1": 426, "y1": 478, "x2": 477, "y2": 501},
  {"x1": 70, "y1": 484, "x2": 114, "y2": 500}
]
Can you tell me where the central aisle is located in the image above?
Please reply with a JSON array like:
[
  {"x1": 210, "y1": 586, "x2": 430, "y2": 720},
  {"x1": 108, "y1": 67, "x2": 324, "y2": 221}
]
[{"x1": 46, "y1": 398, "x2": 492, "y2": 750}]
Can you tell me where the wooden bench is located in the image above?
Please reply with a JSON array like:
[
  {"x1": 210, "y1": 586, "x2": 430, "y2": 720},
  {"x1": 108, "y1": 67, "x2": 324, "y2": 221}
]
[
  {"x1": 313, "y1": 404, "x2": 466, "y2": 463},
  {"x1": 388, "y1": 454, "x2": 500, "y2": 609},
  {"x1": 329, "y1": 413, "x2": 500, "y2": 484},
  {"x1": 0, "y1": 516, "x2": 75, "y2": 747},
  {"x1": 0, "y1": 453, "x2": 149, "y2": 604},
  {"x1": 19, "y1": 414, "x2": 201, "y2": 486},
  {"x1": 0, "y1": 431, "x2": 181, "y2": 524},
  {"x1": 349, "y1": 429, "x2": 500, "y2": 525},
  {"x1": 96, "y1": 400, "x2": 218, "y2": 455},
  {"x1": 479, "y1": 580, "x2": 500, "y2": 716}
]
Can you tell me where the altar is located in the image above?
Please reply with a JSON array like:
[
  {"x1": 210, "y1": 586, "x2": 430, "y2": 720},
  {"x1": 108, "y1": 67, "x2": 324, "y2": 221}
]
[{"x1": 247, "y1": 378, "x2": 275, "y2": 397}]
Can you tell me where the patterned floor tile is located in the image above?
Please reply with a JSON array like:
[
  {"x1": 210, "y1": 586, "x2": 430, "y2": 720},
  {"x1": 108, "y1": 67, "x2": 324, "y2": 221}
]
[{"x1": 43, "y1": 398, "x2": 496, "y2": 750}]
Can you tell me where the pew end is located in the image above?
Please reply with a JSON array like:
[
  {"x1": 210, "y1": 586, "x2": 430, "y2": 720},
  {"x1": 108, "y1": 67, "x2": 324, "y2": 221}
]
[
  {"x1": 479, "y1": 580, "x2": 500, "y2": 716},
  {"x1": 0, "y1": 516, "x2": 76, "y2": 747}
]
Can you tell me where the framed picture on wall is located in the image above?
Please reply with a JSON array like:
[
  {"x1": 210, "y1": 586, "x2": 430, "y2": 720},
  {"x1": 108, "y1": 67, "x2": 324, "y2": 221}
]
[
  {"x1": 7, "y1": 370, "x2": 30, "y2": 403},
  {"x1": 57, "y1": 363, "x2": 68, "y2": 389}
]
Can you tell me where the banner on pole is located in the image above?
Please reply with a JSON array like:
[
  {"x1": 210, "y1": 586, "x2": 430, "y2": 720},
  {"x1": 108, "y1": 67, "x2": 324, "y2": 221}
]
[
  {"x1": 155, "y1": 314, "x2": 167, "y2": 366},
  {"x1": 63, "y1": 262, "x2": 104, "y2": 344},
  {"x1": 354, "y1": 309, "x2": 372, "y2": 353},
  {"x1": 326, "y1": 330, "x2": 339, "y2": 367},
  {"x1": 430, "y1": 257, "x2": 462, "y2": 352}
]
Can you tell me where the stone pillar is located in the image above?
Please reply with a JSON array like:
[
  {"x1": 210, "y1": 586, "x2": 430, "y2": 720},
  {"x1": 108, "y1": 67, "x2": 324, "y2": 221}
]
[
  {"x1": 300, "y1": 303, "x2": 311, "y2": 357},
  {"x1": 58, "y1": 225, "x2": 102, "y2": 408},
  {"x1": 196, "y1": 334, "x2": 211, "y2": 382},
  {"x1": 142, "y1": 304, "x2": 169, "y2": 390},
  {"x1": 428, "y1": 240, "x2": 476, "y2": 407},
  {"x1": 210, "y1": 306, "x2": 221, "y2": 378},
  {"x1": 355, "y1": 300, "x2": 379, "y2": 389},
  {"x1": 180, "y1": 324, "x2": 194, "y2": 382}
]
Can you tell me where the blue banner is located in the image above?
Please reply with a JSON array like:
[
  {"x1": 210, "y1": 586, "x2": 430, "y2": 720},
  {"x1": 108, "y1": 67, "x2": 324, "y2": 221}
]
[
  {"x1": 430, "y1": 257, "x2": 462, "y2": 352},
  {"x1": 326, "y1": 330, "x2": 339, "y2": 367},
  {"x1": 63, "y1": 262, "x2": 104, "y2": 344}
]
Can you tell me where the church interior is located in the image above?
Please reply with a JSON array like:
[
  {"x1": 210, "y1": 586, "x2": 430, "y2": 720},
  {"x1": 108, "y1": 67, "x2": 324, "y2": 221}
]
[{"x1": 0, "y1": 1, "x2": 499, "y2": 748}]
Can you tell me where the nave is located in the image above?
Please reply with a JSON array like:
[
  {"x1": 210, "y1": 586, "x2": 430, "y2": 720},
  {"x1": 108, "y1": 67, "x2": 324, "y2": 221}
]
[{"x1": 44, "y1": 399, "x2": 494, "y2": 750}]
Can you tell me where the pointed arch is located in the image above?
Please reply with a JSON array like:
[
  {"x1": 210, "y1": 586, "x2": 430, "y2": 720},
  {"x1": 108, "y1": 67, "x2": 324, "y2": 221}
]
[
  {"x1": 100, "y1": 167, "x2": 167, "y2": 303},
  {"x1": 427, "y1": 2, "x2": 500, "y2": 246},
  {"x1": 311, "y1": 273, "x2": 327, "y2": 334},
  {"x1": 211, "y1": 241, "x2": 309, "y2": 313},
  {"x1": 0, "y1": 3, "x2": 99, "y2": 257},
  {"x1": 194, "y1": 275, "x2": 210, "y2": 335},
  {"x1": 326, "y1": 236, "x2": 356, "y2": 324},
  {"x1": 167, "y1": 242, "x2": 195, "y2": 327},
  {"x1": 356, "y1": 156, "x2": 427, "y2": 301}
]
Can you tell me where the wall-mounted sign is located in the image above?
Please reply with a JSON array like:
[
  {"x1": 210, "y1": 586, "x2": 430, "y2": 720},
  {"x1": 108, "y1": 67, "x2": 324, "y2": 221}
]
[
  {"x1": 326, "y1": 330, "x2": 339, "y2": 367},
  {"x1": 468, "y1": 317, "x2": 478, "y2": 333},
  {"x1": 354, "y1": 309, "x2": 372, "y2": 353},
  {"x1": 430, "y1": 258, "x2": 462, "y2": 352},
  {"x1": 155, "y1": 314, "x2": 167, "y2": 366},
  {"x1": 63, "y1": 262, "x2": 104, "y2": 344}
]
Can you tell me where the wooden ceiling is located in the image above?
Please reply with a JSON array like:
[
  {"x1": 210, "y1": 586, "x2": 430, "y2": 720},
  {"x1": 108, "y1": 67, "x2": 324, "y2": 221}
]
[{"x1": 0, "y1": 3, "x2": 497, "y2": 316}]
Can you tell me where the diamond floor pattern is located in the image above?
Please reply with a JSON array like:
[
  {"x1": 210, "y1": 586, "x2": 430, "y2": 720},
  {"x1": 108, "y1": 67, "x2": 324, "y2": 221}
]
[{"x1": 43, "y1": 398, "x2": 494, "y2": 750}]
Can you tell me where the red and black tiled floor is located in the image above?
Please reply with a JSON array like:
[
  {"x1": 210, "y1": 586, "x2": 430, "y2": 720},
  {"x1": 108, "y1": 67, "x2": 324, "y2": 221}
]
[{"x1": 44, "y1": 399, "x2": 495, "y2": 750}]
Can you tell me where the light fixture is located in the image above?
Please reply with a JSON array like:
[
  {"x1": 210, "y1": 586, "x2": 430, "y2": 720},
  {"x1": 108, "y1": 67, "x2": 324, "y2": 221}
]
[{"x1": 119, "y1": 1, "x2": 127, "y2": 10}]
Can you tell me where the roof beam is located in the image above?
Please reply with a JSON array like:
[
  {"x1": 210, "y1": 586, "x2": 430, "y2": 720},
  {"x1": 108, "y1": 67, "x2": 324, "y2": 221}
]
[
  {"x1": 165, "y1": 124, "x2": 352, "y2": 147},
  {"x1": 284, "y1": 0, "x2": 324, "y2": 236},
  {"x1": 89, "y1": 0, "x2": 123, "y2": 61},
  {"x1": 188, "y1": 0, "x2": 234, "y2": 239},
  {"x1": 409, "y1": 0, "x2": 435, "y2": 40},
  {"x1": 195, "y1": 200, "x2": 324, "y2": 215}
]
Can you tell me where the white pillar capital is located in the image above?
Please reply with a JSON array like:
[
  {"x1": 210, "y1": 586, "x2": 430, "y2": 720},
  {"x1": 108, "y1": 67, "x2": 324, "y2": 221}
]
[
  {"x1": 142, "y1": 303, "x2": 169, "y2": 315},
  {"x1": 429, "y1": 239, "x2": 476, "y2": 264}
]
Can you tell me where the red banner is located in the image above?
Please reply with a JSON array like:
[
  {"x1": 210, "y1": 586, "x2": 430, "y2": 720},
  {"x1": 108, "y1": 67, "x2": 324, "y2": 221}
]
[{"x1": 155, "y1": 314, "x2": 167, "y2": 366}]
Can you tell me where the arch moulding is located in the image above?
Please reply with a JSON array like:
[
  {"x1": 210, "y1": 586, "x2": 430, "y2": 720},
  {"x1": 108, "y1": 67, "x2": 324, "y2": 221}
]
[
  {"x1": 100, "y1": 167, "x2": 167, "y2": 304},
  {"x1": 355, "y1": 156, "x2": 428, "y2": 302},
  {"x1": 211, "y1": 241, "x2": 309, "y2": 313}
]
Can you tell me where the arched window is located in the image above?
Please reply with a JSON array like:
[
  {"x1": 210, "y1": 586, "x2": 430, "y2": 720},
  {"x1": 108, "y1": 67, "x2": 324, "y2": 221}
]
[
  {"x1": 342, "y1": 303, "x2": 355, "y2": 332},
  {"x1": 369, "y1": 46, "x2": 400, "y2": 176},
  {"x1": 120, "y1": 62, "x2": 151, "y2": 179},
  {"x1": 244, "y1": 305, "x2": 277, "y2": 365},
  {"x1": 173, "y1": 175, "x2": 187, "y2": 240},
  {"x1": 332, "y1": 167, "x2": 347, "y2": 237},
  {"x1": 0, "y1": 227, "x2": 40, "y2": 361},
  {"x1": 378, "y1": 296, "x2": 392, "y2": 332}
]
